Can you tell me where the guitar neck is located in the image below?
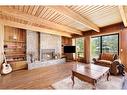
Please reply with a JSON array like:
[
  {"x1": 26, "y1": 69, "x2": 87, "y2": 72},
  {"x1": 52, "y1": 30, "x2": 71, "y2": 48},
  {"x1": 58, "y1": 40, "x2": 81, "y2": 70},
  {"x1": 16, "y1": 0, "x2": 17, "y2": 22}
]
[{"x1": 3, "y1": 52, "x2": 7, "y2": 64}]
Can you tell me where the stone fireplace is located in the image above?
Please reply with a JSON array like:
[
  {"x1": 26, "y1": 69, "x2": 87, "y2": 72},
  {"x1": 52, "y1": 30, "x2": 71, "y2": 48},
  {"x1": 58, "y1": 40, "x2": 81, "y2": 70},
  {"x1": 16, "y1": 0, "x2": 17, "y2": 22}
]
[
  {"x1": 40, "y1": 33, "x2": 61, "y2": 60},
  {"x1": 27, "y1": 32, "x2": 65, "y2": 70},
  {"x1": 41, "y1": 49, "x2": 55, "y2": 61}
]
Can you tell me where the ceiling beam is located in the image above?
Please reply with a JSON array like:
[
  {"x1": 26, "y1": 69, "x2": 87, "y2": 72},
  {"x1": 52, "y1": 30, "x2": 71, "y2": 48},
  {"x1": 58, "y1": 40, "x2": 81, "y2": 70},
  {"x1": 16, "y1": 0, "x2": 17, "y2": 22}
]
[
  {"x1": 47, "y1": 6, "x2": 100, "y2": 32},
  {"x1": 0, "y1": 18, "x2": 72, "y2": 37},
  {"x1": 72, "y1": 22, "x2": 123, "y2": 38},
  {"x1": 0, "y1": 6, "x2": 82, "y2": 35},
  {"x1": 119, "y1": 6, "x2": 127, "y2": 27}
]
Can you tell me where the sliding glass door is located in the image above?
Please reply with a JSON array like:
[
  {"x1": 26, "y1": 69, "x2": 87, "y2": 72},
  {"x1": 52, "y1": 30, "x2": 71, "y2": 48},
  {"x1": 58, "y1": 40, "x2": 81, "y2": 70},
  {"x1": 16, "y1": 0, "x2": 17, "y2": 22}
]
[
  {"x1": 91, "y1": 37, "x2": 101, "y2": 59},
  {"x1": 75, "y1": 37, "x2": 84, "y2": 58},
  {"x1": 72, "y1": 37, "x2": 84, "y2": 59},
  {"x1": 91, "y1": 33, "x2": 119, "y2": 59}
]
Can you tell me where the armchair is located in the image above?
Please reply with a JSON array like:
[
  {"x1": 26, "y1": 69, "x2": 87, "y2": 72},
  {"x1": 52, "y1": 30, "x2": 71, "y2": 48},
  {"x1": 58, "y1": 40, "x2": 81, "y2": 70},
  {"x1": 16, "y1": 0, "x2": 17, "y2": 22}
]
[{"x1": 93, "y1": 53, "x2": 120, "y2": 75}]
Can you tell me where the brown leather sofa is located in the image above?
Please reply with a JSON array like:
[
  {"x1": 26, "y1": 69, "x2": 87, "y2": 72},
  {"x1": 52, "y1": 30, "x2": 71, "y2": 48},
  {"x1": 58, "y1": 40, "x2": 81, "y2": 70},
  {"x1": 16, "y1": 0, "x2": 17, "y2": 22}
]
[{"x1": 93, "y1": 53, "x2": 120, "y2": 75}]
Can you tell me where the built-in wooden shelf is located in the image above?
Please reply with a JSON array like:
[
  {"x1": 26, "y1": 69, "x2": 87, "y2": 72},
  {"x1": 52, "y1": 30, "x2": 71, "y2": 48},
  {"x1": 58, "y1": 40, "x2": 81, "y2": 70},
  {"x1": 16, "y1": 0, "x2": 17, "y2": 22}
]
[
  {"x1": 4, "y1": 26, "x2": 27, "y2": 71},
  {"x1": 7, "y1": 60, "x2": 25, "y2": 62},
  {"x1": 6, "y1": 54, "x2": 25, "y2": 56},
  {"x1": 61, "y1": 36, "x2": 73, "y2": 61},
  {"x1": 4, "y1": 40, "x2": 25, "y2": 43}
]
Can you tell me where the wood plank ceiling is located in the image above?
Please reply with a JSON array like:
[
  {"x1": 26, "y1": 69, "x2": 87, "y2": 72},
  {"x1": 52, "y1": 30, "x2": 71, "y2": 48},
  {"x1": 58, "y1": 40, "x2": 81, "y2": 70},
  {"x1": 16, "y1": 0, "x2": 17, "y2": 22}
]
[{"x1": 0, "y1": 5, "x2": 124, "y2": 37}]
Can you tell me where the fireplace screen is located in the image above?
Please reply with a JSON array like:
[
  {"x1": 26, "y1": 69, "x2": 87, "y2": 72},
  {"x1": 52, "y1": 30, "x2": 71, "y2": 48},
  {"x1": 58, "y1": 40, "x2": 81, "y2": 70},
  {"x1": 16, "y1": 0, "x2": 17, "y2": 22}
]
[{"x1": 41, "y1": 49, "x2": 55, "y2": 61}]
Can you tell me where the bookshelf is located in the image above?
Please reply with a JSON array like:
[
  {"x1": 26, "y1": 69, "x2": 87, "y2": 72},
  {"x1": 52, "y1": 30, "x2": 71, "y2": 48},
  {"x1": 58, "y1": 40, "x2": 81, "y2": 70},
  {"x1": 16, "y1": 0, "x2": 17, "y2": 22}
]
[{"x1": 4, "y1": 26, "x2": 27, "y2": 71}]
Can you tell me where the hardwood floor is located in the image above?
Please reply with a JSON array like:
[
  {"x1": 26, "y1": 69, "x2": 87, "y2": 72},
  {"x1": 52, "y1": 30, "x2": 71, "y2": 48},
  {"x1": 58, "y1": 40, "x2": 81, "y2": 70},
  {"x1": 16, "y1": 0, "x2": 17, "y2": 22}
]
[{"x1": 0, "y1": 62, "x2": 74, "y2": 89}]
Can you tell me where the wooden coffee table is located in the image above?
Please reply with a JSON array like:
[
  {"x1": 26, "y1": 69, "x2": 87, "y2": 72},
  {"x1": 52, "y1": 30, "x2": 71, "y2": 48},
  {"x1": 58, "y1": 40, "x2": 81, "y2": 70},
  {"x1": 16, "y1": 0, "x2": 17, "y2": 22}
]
[{"x1": 71, "y1": 63, "x2": 110, "y2": 89}]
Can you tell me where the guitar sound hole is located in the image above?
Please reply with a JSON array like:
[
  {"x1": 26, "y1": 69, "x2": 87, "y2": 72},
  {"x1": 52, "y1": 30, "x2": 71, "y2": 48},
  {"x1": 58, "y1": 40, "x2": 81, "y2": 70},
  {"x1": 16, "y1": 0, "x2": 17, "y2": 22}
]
[{"x1": 5, "y1": 64, "x2": 8, "y2": 67}]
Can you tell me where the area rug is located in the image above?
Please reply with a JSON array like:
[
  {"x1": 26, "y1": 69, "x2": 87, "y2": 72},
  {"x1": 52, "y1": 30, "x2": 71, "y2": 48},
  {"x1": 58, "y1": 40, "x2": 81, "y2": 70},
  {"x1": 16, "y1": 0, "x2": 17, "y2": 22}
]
[{"x1": 52, "y1": 75, "x2": 124, "y2": 90}]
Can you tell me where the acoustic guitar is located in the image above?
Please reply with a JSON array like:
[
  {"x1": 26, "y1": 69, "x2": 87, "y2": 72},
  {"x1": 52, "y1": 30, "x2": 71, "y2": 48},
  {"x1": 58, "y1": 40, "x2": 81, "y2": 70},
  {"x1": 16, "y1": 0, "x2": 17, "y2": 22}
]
[{"x1": 1, "y1": 52, "x2": 12, "y2": 74}]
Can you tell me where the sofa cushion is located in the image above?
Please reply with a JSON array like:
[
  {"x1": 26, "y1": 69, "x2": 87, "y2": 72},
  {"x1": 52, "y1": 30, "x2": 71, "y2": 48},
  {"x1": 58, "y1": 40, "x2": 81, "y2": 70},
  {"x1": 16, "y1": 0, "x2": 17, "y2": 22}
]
[
  {"x1": 97, "y1": 60, "x2": 112, "y2": 64},
  {"x1": 96, "y1": 60, "x2": 112, "y2": 67},
  {"x1": 100, "y1": 53, "x2": 115, "y2": 61}
]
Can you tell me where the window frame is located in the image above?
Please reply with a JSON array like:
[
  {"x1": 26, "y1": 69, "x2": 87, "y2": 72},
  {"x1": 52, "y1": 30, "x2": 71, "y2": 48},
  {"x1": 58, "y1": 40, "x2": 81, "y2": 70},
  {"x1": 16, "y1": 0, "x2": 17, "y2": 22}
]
[{"x1": 91, "y1": 33, "x2": 119, "y2": 55}]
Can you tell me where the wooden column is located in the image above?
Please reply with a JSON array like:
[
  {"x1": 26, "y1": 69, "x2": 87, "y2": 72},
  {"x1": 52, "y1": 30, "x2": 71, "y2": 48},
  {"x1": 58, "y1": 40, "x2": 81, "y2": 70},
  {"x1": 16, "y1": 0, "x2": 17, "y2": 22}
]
[{"x1": 84, "y1": 36, "x2": 90, "y2": 63}]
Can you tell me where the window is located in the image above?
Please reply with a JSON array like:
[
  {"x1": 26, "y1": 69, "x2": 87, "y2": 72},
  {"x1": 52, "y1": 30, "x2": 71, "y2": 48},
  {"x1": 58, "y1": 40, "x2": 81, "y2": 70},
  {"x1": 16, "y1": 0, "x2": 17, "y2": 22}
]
[
  {"x1": 91, "y1": 37, "x2": 101, "y2": 58},
  {"x1": 102, "y1": 34, "x2": 118, "y2": 53},
  {"x1": 91, "y1": 34, "x2": 119, "y2": 59},
  {"x1": 72, "y1": 37, "x2": 84, "y2": 59},
  {"x1": 75, "y1": 37, "x2": 84, "y2": 58}
]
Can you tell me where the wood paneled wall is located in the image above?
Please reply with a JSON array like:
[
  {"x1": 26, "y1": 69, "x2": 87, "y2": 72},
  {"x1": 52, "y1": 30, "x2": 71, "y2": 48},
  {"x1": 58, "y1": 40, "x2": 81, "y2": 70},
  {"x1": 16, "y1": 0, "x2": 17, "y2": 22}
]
[
  {"x1": 120, "y1": 28, "x2": 127, "y2": 71},
  {"x1": 4, "y1": 26, "x2": 26, "y2": 42}
]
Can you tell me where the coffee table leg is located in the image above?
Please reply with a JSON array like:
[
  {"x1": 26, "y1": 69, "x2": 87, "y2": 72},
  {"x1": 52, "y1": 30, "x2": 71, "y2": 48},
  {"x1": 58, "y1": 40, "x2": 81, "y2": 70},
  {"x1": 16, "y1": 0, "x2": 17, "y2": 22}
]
[
  {"x1": 107, "y1": 72, "x2": 110, "y2": 81},
  {"x1": 71, "y1": 73, "x2": 75, "y2": 87},
  {"x1": 92, "y1": 80, "x2": 96, "y2": 90}
]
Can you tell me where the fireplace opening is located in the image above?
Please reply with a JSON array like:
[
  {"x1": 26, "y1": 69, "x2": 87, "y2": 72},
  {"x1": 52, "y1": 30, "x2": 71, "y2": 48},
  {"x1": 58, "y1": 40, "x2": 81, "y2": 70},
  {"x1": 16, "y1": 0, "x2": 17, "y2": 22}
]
[{"x1": 41, "y1": 49, "x2": 55, "y2": 61}]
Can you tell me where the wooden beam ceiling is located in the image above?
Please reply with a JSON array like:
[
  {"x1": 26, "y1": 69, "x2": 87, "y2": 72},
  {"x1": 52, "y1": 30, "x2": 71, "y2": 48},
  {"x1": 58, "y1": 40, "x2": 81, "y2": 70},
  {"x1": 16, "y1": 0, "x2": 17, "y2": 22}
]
[
  {"x1": 0, "y1": 18, "x2": 72, "y2": 37},
  {"x1": 119, "y1": 6, "x2": 127, "y2": 27},
  {"x1": 0, "y1": 6, "x2": 82, "y2": 35},
  {"x1": 72, "y1": 22, "x2": 123, "y2": 38},
  {"x1": 47, "y1": 6, "x2": 100, "y2": 32}
]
